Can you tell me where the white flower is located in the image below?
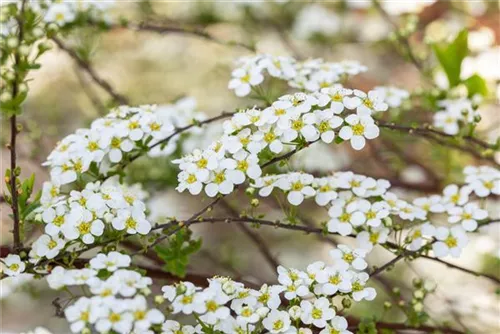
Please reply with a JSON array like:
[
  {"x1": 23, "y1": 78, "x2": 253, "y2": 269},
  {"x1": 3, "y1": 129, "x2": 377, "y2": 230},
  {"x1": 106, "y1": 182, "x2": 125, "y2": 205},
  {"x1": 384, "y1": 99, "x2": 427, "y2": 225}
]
[
  {"x1": 262, "y1": 310, "x2": 293, "y2": 334},
  {"x1": 432, "y1": 226, "x2": 469, "y2": 258},
  {"x1": 329, "y1": 245, "x2": 367, "y2": 271},
  {"x1": 442, "y1": 184, "x2": 471, "y2": 207},
  {"x1": 300, "y1": 297, "x2": 335, "y2": 328},
  {"x1": 90, "y1": 252, "x2": 131, "y2": 272},
  {"x1": 228, "y1": 67, "x2": 264, "y2": 97},
  {"x1": 320, "y1": 316, "x2": 353, "y2": 334},
  {"x1": 448, "y1": 202, "x2": 488, "y2": 231},
  {"x1": 44, "y1": 3, "x2": 76, "y2": 25},
  {"x1": 468, "y1": 175, "x2": 500, "y2": 197},
  {"x1": 347, "y1": 89, "x2": 388, "y2": 116},
  {"x1": 355, "y1": 199, "x2": 390, "y2": 227},
  {"x1": 253, "y1": 284, "x2": 285, "y2": 309},
  {"x1": 315, "y1": 267, "x2": 352, "y2": 295},
  {"x1": 64, "y1": 297, "x2": 98, "y2": 333},
  {"x1": 95, "y1": 299, "x2": 134, "y2": 334},
  {"x1": 108, "y1": 135, "x2": 134, "y2": 163},
  {"x1": 356, "y1": 226, "x2": 390, "y2": 251},
  {"x1": 42, "y1": 203, "x2": 70, "y2": 236},
  {"x1": 350, "y1": 272, "x2": 376, "y2": 301},
  {"x1": 161, "y1": 321, "x2": 196, "y2": 334},
  {"x1": 408, "y1": 222, "x2": 436, "y2": 251},
  {"x1": 234, "y1": 303, "x2": 268, "y2": 325},
  {"x1": 64, "y1": 206, "x2": 105, "y2": 244},
  {"x1": 1, "y1": 254, "x2": 26, "y2": 277},
  {"x1": 228, "y1": 150, "x2": 262, "y2": 183},
  {"x1": 338, "y1": 114, "x2": 379, "y2": 150},
  {"x1": 327, "y1": 200, "x2": 363, "y2": 236},
  {"x1": 279, "y1": 173, "x2": 316, "y2": 206},
  {"x1": 197, "y1": 288, "x2": 231, "y2": 325},
  {"x1": 336, "y1": 172, "x2": 377, "y2": 197},
  {"x1": 282, "y1": 114, "x2": 320, "y2": 143},
  {"x1": 113, "y1": 269, "x2": 152, "y2": 297},
  {"x1": 129, "y1": 295, "x2": 165, "y2": 332},
  {"x1": 262, "y1": 100, "x2": 295, "y2": 127},
  {"x1": 413, "y1": 195, "x2": 445, "y2": 213},
  {"x1": 433, "y1": 111, "x2": 460, "y2": 135},
  {"x1": 112, "y1": 206, "x2": 151, "y2": 235},
  {"x1": 305, "y1": 109, "x2": 343, "y2": 144},
  {"x1": 205, "y1": 167, "x2": 236, "y2": 197},
  {"x1": 313, "y1": 177, "x2": 338, "y2": 206},
  {"x1": 373, "y1": 86, "x2": 409, "y2": 108},
  {"x1": 32, "y1": 234, "x2": 66, "y2": 259},
  {"x1": 250, "y1": 125, "x2": 285, "y2": 154},
  {"x1": 277, "y1": 266, "x2": 310, "y2": 300},
  {"x1": 319, "y1": 86, "x2": 353, "y2": 114}
]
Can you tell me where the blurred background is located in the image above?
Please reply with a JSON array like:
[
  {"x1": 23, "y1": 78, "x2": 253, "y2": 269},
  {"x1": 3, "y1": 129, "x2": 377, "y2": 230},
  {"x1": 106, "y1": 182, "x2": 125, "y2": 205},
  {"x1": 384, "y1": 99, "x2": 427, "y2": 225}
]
[{"x1": 1, "y1": 1, "x2": 499, "y2": 333}]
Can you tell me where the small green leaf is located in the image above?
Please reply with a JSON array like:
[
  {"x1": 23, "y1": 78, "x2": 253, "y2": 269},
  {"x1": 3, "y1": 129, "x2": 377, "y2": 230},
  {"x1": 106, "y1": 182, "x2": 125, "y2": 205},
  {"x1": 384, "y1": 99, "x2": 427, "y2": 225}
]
[
  {"x1": 432, "y1": 29, "x2": 468, "y2": 87},
  {"x1": 463, "y1": 74, "x2": 488, "y2": 97}
]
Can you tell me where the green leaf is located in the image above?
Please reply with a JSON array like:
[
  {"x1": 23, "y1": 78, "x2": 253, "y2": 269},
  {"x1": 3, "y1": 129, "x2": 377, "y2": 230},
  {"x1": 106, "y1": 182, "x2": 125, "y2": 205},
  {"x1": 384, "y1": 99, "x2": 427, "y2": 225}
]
[
  {"x1": 463, "y1": 74, "x2": 488, "y2": 97},
  {"x1": 154, "y1": 229, "x2": 202, "y2": 278},
  {"x1": 432, "y1": 29, "x2": 468, "y2": 87}
]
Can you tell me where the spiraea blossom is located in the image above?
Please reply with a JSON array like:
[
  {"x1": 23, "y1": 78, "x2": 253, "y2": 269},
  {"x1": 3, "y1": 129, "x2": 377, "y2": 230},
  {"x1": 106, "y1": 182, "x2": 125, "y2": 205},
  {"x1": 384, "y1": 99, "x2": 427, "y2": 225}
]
[
  {"x1": 433, "y1": 98, "x2": 481, "y2": 135},
  {"x1": 228, "y1": 54, "x2": 367, "y2": 96}
]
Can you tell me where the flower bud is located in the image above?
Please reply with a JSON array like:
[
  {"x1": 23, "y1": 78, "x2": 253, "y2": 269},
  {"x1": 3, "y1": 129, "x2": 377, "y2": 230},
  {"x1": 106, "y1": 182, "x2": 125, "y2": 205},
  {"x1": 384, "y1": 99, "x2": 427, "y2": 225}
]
[
  {"x1": 154, "y1": 295, "x2": 165, "y2": 305},
  {"x1": 342, "y1": 298, "x2": 352, "y2": 309},
  {"x1": 250, "y1": 198, "x2": 260, "y2": 207},
  {"x1": 288, "y1": 305, "x2": 302, "y2": 320}
]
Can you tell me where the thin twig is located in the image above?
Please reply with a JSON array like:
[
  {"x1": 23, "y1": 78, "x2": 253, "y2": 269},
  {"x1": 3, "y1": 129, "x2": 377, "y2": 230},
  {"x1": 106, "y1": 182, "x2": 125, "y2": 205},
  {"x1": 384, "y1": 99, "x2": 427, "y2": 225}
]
[
  {"x1": 95, "y1": 21, "x2": 255, "y2": 52},
  {"x1": 9, "y1": 0, "x2": 28, "y2": 251},
  {"x1": 51, "y1": 37, "x2": 129, "y2": 105}
]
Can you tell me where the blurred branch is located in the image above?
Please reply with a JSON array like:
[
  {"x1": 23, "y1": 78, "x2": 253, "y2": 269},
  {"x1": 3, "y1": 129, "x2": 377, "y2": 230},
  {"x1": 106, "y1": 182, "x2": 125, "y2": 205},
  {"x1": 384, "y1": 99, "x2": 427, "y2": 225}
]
[
  {"x1": 51, "y1": 37, "x2": 129, "y2": 105},
  {"x1": 372, "y1": 0, "x2": 426, "y2": 75},
  {"x1": 73, "y1": 66, "x2": 108, "y2": 115},
  {"x1": 96, "y1": 21, "x2": 256, "y2": 52},
  {"x1": 377, "y1": 120, "x2": 499, "y2": 167},
  {"x1": 219, "y1": 199, "x2": 280, "y2": 272}
]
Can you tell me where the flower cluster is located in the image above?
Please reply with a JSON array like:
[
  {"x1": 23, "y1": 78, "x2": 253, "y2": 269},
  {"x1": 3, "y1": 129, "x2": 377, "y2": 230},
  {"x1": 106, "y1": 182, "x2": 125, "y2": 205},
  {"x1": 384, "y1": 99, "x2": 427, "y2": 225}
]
[
  {"x1": 229, "y1": 54, "x2": 367, "y2": 96},
  {"x1": 160, "y1": 243, "x2": 371, "y2": 334},
  {"x1": 23, "y1": 181, "x2": 151, "y2": 266},
  {"x1": 250, "y1": 165, "x2": 496, "y2": 258},
  {"x1": 372, "y1": 86, "x2": 410, "y2": 108},
  {"x1": 175, "y1": 89, "x2": 384, "y2": 198},
  {"x1": 1, "y1": 1, "x2": 114, "y2": 34},
  {"x1": 44, "y1": 105, "x2": 173, "y2": 185},
  {"x1": 433, "y1": 98, "x2": 480, "y2": 135},
  {"x1": 46, "y1": 252, "x2": 164, "y2": 334}
]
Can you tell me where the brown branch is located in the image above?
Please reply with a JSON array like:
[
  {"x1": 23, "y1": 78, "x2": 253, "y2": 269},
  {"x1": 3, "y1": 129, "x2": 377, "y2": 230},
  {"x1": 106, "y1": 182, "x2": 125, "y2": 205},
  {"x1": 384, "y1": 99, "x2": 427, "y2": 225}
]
[
  {"x1": 51, "y1": 37, "x2": 129, "y2": 105},
  {"x1": 419, "y1": 254, "x2": 500, "y2": 284},
  {"x1": 219, "y1": 199, "x2": 280, "y2": 271},
  {"x1": 8, "y1": 0, "x2": 28, "y2": 252},
  {"x1": 96, "y1": 21, "x2": 255, "y2": 52},
  {"x1": 377, "y1": 120, "x2": 499, "y2": 166}
]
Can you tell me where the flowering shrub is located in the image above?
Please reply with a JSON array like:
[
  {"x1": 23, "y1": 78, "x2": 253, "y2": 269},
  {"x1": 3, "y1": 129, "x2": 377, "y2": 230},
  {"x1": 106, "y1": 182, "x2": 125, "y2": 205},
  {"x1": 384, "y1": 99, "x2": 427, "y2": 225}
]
[{"x1": 1, "y1": 1, "x2": 499, "y2": 334}]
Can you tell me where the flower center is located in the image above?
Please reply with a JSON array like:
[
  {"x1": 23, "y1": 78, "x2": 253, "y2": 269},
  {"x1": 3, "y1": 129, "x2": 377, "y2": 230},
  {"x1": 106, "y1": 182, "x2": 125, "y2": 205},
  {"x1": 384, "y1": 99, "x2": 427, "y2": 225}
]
[
  {"x1": 109, "y1": 313, "x2": 121, "y2": 323},
  {"x1": 352, "y1": 124, "x2": 365, "y2": 136},
  {"x1": 273, "y1": 320, "x2": 284, "y2": 330},
  {"x1": 352, "y1": 281, "x2": 363, "y2": 292},
  {"x1": 48, "y1": 240, "x2": 58, "y2": 249},
  {"x1": 206, "y1": 300, "x2": 218, "y2": 312},
  {"x1": 87, "y1": 141, "x2": 99, "y2": 151},
  {"x1": 291, "y1": 119, "x2": 304, "y2": 131},
  {"x1": 197, "y1": 158, "x2": 208, "y2": 169},
  {"x1": 291, "y1": 182, "x2": 303, "y2": 191},
  {"x1": 445, "y1": 236, "x2": 458, "y2": 248},
  {"x1": 53, "y1": 216, "x2": 65, "y2": 227},
  {"x1": 369, "y1": 232, "x2": 380, "y2": 244},
  {"x1": 237, "y1": 160, "x2": 249, "y2": 171},
  {"x1": 186, "y1": 174, "x2": 197, "y2": 184},
  {"x1": 312, "y1": 307, "x2": 323, "y2": 319},
  {"x1": 111, "y1": 137, "x2": 121, "y2": 149},
  {"x1": 339, "y1": 213, "x2": 351, "y2": 223},
  {"x1": 329, "y1": 275, "x2": 341, "y2": 285},
  {"x1": 78, "y1": 222, "x2": 91, "y2": 235},
  {"x1": 264, "y1": 132, "x2": 276, "y2": 143},
  {"x1": 125, "y1": 217, "x2": 137, "y2": 230},
  {"x1": 343, "y1": 253, "x2": 354, "y2": 263},
  {"x1": 214, "y1": 172, "x2": 226, "y2": 184}
]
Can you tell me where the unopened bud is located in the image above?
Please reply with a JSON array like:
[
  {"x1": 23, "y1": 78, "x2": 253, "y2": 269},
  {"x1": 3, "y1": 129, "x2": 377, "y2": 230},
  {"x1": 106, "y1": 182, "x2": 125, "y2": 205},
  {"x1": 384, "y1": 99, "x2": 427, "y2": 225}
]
[
  {"x1": 342, "y1": 298, "x2": 352, "y2": 309},
  {"x1": 154, "y1": 295, "x2": 165, "y2": 305},
  {"x1": 250, "y1": 198, "x2": 259, "y2": 207}
]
